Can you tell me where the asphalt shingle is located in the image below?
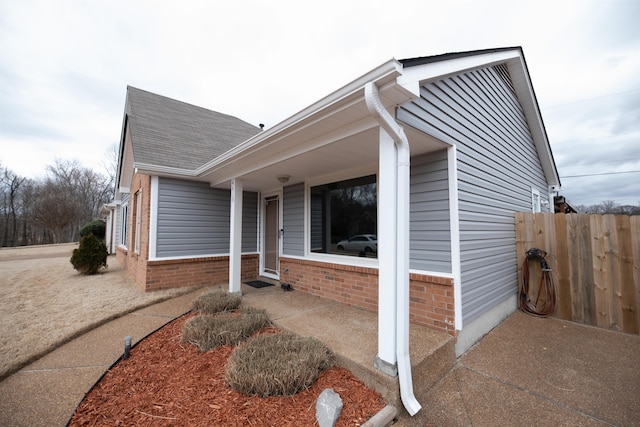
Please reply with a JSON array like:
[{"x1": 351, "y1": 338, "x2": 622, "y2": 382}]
[{"x1": 125, "y1": 86, "x2": 261, "y2": 170}]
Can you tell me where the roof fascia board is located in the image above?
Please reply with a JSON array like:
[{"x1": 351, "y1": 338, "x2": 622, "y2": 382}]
[
  {"x1": 397, "y1": 49, "x2": 522, "y2": 96},
  {"x1": 133, "y1": 162, "x2": 198, "y2": 179},
  {"x1": 195, "y1": 59, "x2": 404, "y2": 175},
  {"x1": 398, "y1": 48, "x2": 560, "y2": 188},
  {"x1": 507, "y1": 56, "x2": 560, "y2": 187},
  {"x1": 115, "y1": 96, "x2": 130, "y2": 191}
]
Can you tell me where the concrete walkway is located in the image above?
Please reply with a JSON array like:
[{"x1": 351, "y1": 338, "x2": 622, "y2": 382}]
[
  {"x1": 0, "y1": 288, "x2": 206, "y2": 427},
  {"x1": 1, "y1": 284, "x2": 639, "y2": 426}
]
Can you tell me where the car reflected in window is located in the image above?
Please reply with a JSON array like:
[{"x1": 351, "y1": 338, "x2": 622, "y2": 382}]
[{"x1": 336, "y1": 234, "x2": 377, "y2": 254}]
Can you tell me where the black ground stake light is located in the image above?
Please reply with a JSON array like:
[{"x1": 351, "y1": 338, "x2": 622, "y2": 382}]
[{"x1": 123, "y1": 336, "x2": 132, "y2": 359}]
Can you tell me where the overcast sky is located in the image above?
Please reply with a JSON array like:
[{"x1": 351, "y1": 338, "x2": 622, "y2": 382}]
[{"x1": 1, "y1": 0, "x2": 639, "y2": 207}]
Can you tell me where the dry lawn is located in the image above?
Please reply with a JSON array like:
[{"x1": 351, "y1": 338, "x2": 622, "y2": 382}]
[{"x1": 0, "y1": 243, "x2": 201, "y2": 379}]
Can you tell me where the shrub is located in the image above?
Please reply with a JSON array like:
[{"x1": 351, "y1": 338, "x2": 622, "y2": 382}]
[
  {"x1": 181, "y1": 307, "x2": 269, "y2": 351},
  {"x1": 79, "y1": 220, "x2": 106, "y2": 240},
  {"x1": 70, "y1": 233, "x2": 108, "y2": 275},
  {"x1": 191, "y1": 289, "x2": 242, "y2": 314},
  {"x1": 225, "y1": 332, "x2": 335, "y2": 397}
]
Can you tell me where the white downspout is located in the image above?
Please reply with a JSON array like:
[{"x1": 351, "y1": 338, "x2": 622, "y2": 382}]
[{"x1": 365, "y1": 81, "x2": 421, "y2": 416}]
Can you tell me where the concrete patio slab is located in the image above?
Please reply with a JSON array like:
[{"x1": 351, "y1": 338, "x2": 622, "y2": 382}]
[
  {"x1": 459, "y1": 311, "x2": 640, "y2": 426},
  {"x1": 395, "y1": 311, "x2": 640, "y2": 426}
]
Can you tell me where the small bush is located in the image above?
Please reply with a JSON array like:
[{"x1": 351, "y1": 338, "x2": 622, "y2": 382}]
[
  {"x1": 181, "y1": 307, "x2": 269, "y2": 351},
  {"x1": 70, "y1": 233, "x2": 108, "y2": 275},
  {"x1": 191, "y1": 289, "x2": 242, "y2": 314},
  {"x1": 225, "y1": 332, "x2": 335, "y2": 397},
  {"x1": 79, "y1": 220, "x2": 106, "y2": 240}
]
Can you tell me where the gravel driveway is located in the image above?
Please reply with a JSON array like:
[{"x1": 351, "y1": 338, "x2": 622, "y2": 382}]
[{"x1": 0, "y1": 244, "x2": 200, "y2": 379}]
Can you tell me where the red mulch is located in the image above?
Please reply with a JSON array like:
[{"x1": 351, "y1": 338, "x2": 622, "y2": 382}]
[{"x1": 69, "y1": 313, "x2": 386, "y2": 426}]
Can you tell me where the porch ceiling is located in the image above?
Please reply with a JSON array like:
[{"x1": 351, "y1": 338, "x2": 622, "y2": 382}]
[{"x1": 200, "y1": 88, "x2": 447, "y2": 192}]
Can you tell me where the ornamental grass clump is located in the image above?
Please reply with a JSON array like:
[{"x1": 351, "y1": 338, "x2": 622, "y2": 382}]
[
  {"x1": 181, "y1": 307, "x2": 269, "y2": 351},
  {"x1": 225, "y1": 331, "x2": 336, "y2": 397},
  {"x1": 191, "y1": 289, "x2": 242, "y2": 314}
]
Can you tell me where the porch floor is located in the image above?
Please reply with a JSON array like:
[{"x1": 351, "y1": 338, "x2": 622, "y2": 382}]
[{"x1": 239, "y1": 281, "x2": 456, "y2": 416}]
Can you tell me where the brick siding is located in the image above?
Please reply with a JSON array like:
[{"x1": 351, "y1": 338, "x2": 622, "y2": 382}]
[
  {"x1": 144, "y1": 254, "x2": 259, "y2": 291},
  {"x1": 280, "y1": 257, "x2": 457, "y2": 338}
]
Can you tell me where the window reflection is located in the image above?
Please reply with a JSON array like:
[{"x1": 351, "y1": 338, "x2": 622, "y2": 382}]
[{"x1": 310, "y1": 175, "x2": 377, "y2": 258}]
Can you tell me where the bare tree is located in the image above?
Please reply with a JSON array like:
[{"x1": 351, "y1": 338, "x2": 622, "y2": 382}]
[
  {"x1": 1, "y1": 158, "x2": 115, "y2": 247},
  {"x1": 30, "y1": 159, "x2": 113, "y2": 243},
  {"x1": 573, "y1": 200, "x2": 640, "y2": 215},
  {"x1": 1, "y1": 165, "x2": 26, "y2": 247},
  {"x1": 101, "y1": 142, "x2": 118, "y2": 193}
]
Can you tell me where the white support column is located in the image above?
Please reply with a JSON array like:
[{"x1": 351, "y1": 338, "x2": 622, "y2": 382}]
[
  {"x1": 149, "y1": 176, "x2": 159, "y2": 260},
  {"x1": 375, "y1": 126, "x2": 398, "y2": 376},
  {"x1": 229, "y1": 178, "x2": 243, "y2": 294},
  {"x1": 447, "y1": 146, "x2": 463, "y2": 331}
]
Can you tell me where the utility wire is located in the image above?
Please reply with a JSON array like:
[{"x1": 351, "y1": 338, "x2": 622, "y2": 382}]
[
  {"x1": 541, "y1": 88, "x2": 640, "y2": 110},
  {"x1": 551, "y1": 131, "x2": 640, "y2": 145},
  {"x1": 560, "y1": 170, "x2": 640, "y2": 178},
  {"x1": 558, "y1": 157, "x2": 640, "y2": 167}
]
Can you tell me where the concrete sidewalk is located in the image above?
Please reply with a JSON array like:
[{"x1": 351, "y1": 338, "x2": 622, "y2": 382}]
[
  {"x1": 0, "y1": 288, "x2": 207, "y2": 427},
  {"x1": 1, "y1": 283, "x2": 639, "y2": 426}
]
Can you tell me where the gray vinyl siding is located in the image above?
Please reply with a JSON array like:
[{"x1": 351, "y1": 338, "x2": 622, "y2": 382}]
[
  {"x1": 283, "y1": 183, "x2": 304, "y2": 256},
  {"x1": 410, "y1": 149, "x2": 452, "y2": 272},
  {"x1": 398, "y1": 64, "x2": 549, "y2": 325},
  {"x1": 242, "y1": 192, "x2": 258, "y2": 252},
  {"x1": 156, "y1": 178, "x2": 230, "y2": 257},
  {"x1": 155, "y1": 178, "x2": 258, "y2": 258}
]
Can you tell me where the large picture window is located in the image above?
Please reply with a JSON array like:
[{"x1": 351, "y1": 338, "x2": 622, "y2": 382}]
[{"x1": 310, "y1": 175, "x2": 377, "y2": 258}]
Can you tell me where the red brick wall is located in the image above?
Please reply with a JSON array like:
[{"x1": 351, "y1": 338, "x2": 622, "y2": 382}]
[
  {"x1": 144, "y1": 253, "x2": 259, "y2": 292},
  {"x1": 120, "y1": 173, "x2": 151, "y2": 290},
  {"x1": 409, "y1": 272, "x2": 456, "y2": 336},
  {"x1": 280, "y1": 258, "x2": 379, "y2": 312},
  {"x1": 281, "y1": 257, "x2": 456, "y2": 337}
]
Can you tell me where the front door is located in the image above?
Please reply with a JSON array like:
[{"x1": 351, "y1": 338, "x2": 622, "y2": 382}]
[{"x1": 263, "y1": 195, "x2": 280, "y2": 277}]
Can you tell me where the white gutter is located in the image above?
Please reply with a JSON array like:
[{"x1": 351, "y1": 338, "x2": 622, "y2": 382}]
[{"x1": 365, "y1": 81, "x2": 421, "y2": 416}]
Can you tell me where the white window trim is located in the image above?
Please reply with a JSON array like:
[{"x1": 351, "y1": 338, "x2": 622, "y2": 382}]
[
  {"x1": 531, "y1": 188, "x2": 541, "y2": 213},
  {"x1": 149, "y1": 176, "x2": 159, "y2": 259},
  {"x1": 304, "y1": 167, "x2": 379, "y2": 268},
  {"x1": 259, "y1": 189, "x2": 283, "y2": 279},
  {"x1": 134, "y1": 190, "x2": 142, "y2": 254},
  {"x1": 120, "y1": 203, "x2": 129, "y2": 249}
]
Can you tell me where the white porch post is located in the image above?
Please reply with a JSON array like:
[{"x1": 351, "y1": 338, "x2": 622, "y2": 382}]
[
  {"x1": 375, "y1": 126, "x2": 398, "y2": 376},
  {"x1": 229, "y1": 178, "x2": 243, "y2": 294}
]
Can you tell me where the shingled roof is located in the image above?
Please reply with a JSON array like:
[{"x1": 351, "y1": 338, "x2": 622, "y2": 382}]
[{"x1": 125, "y1": 86, "x2": 261, "y2": 170}]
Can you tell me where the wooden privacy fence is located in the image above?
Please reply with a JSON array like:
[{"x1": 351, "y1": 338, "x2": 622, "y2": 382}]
[{"x1": 515, "y1": 212, "x2": 640, "y2": 334}]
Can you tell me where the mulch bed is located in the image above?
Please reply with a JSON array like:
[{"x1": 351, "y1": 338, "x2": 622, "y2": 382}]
[{"x1": 69, "y1": 313, "x2": 386, "y2": 426}]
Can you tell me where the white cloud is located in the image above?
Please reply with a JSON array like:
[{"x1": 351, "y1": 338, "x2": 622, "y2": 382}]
[{"x1": 1, "y1": 0, "x2": 639, "y2": 207}]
